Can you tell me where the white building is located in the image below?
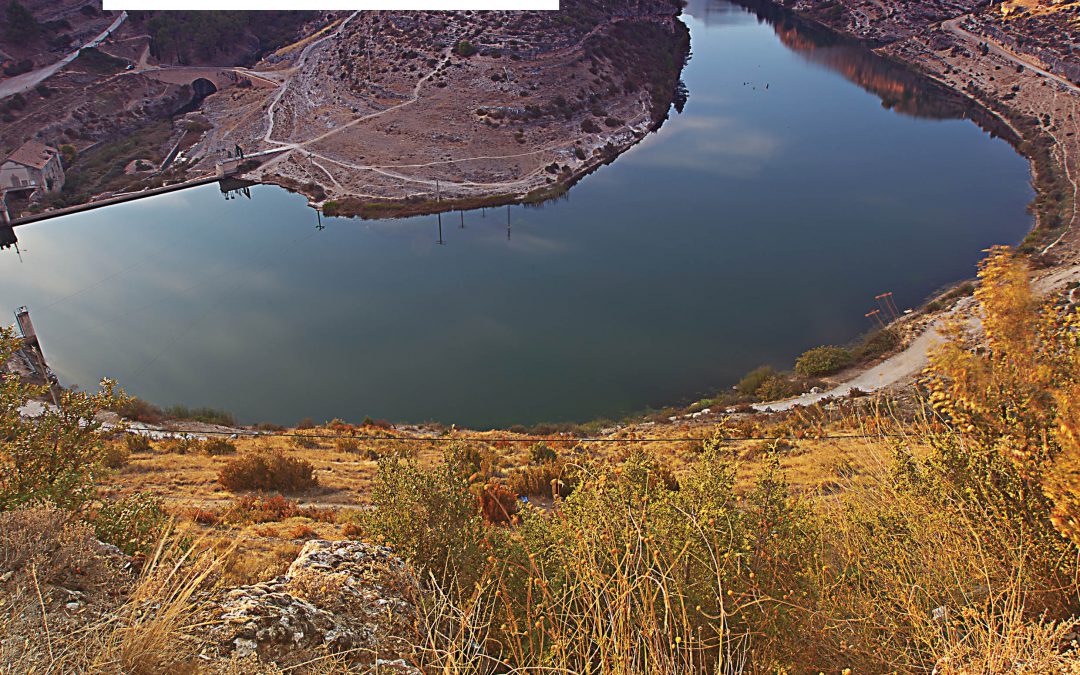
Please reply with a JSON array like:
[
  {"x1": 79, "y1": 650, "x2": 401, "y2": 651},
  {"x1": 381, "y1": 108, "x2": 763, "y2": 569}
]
[{"x1": 1, "y1": 141, "x2": 65, "y2": 193}]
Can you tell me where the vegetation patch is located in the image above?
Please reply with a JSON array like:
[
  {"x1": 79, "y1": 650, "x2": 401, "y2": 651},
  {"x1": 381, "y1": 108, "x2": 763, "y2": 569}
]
[{"x1": 218, "y1": 449, "x2": 317, "y2": 493}]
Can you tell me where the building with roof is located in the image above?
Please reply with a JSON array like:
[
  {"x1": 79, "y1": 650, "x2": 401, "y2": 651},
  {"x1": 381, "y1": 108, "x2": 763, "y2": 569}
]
[{"x1": 1, "y1": 141, "x2": 64, "y2": 194}]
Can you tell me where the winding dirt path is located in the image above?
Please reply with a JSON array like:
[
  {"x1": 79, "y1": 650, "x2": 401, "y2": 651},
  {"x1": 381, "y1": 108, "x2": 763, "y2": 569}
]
[{"x1": 752, "y1": 304, "x2": 974, "y2": 413}]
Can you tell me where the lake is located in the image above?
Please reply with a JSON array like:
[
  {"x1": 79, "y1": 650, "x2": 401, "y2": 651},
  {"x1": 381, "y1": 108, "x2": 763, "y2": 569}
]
[{"x1": 0, "y1": 1, "x2": 1034, "y2": 428}]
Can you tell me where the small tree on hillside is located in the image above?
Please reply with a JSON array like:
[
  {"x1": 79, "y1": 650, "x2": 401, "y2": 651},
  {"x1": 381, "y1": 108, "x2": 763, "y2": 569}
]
[{"x1": 0, "y1": 328, "x2": 120, "y2": 510}]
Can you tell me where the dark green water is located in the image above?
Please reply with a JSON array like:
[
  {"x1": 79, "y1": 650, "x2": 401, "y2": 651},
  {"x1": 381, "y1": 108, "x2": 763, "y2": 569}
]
[{"x1": 0, "y1": 2, "x2": 1033, "y2": 427}]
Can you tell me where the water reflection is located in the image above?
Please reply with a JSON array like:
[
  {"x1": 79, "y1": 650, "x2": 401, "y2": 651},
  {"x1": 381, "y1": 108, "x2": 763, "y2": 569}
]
[
  {"x1": 0, "y1": 226, "x2": 16, "y2": 251},
  {"x1": 702, "y1": 0, "x2": 1018, "y2": 141}
]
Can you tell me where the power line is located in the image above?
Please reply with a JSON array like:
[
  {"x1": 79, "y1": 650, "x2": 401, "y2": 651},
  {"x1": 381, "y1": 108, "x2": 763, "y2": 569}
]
[{"x1": 124, "y1": 426, "x2": 907, "y2": 444}]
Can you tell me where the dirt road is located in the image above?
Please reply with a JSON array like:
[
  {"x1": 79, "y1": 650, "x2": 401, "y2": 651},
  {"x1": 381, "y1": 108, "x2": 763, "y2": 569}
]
[
  {"x1": 751, "y1": 313, "x2": 962, "y2": 412},
  {"x1": 0, "y1": 11, "x2": 127, "y2": 100},
  {"x1": 942, "y1": 16, "x2": 1080, "y2": 95}
]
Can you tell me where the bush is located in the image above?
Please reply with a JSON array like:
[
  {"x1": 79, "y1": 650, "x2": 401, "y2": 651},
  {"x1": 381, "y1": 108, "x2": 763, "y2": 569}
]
[
  {"x1": 101, "y1": 442, "x2": 130, "y2": 469},
  {"x1": 164, "y1": 405, "x2": 235, "y2": 427},
  {"x1": 5, "y1": 0, "x2": 39, "y2": 42},
  {"x1": 334, "y1": 437, "x2": 360, "y2": 453},
  {"x1": 580, "y1": 118, "x2": 601, "y2": 133},
  {"x1": 0, "y1": 507, "x2": 110, "y2": 584},
  {"x1": 228, "y1": 494, "x2": 297, "y2": 523},
  {"x1": 795, "y1": 345, "x2": 853, "y2": 377},
  {"x1": 506, "y1": 461, "x2": 573, "y2": 499},
  {"x1": 736, "y1": 364, "x2": 777, "y2": 396},
  {"x1": 91, "y1": 492, "x2": 168, "y2": 556},
  {"x1": 478, "y1": 480, "x2": 518, "y2": 524},
  {"x1": 444, "y1": 442, "x2": 498, "y2": 481},
  {"x1": 853, "y1": 327, "x2": 901, "y2": 362},
  {"x1": 755, "y1": 372, "x2": 798, "y2": 400},
  {"x1": 453, "y1": 39, "x2": 477, "y2": 57},
  {"x1": 218, "y1": 450, "x2": 317, "y2": 493},
  {"x1": 418, "y1": 446, "x2": 818, "y2": 671},
  {"x1": 351, "y1": 455, "x2": 485, "y2": 591},
  {"x1": 123, "y1": 433, "x2": 152, "y2": 454},
  {"x1": 201, "y1": 437, "x2": 236, "y2": 456},
  {"x1": 0, "y1": 327, "x2": 120, "y2": 510},
  {"x1": 157, "y1": 436, "x2": 199, "y2": 454},
  {"x1": 109, "y1": 395, "x2": 164, "y2": 424},
  {"x1": 289, "y1": 433, "x2": 321, "y2": 449},
  {"x1": 528, "y1": 443, "x2": 557, "y2": 464}
]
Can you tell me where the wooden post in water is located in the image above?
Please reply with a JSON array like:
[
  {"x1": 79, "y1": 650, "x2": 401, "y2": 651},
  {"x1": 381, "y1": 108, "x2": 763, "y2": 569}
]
[
  {"x1": 875, "y1": 293, "x2": 897, "y2": 323},
  {"x1": 865, "y1": 309, "x2": 885, "y2": 330},
  {"x1": 884, "y1": 292, "x2": 899, "y2": 320}
]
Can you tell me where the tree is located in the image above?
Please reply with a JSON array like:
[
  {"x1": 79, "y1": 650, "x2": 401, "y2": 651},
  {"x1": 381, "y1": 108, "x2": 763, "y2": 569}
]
[
  {"x1": 5, "y1": 0, "x2": 39, "y2": 42},
  {"x1": 59, "y1": 144, "x2": 77, "y2": 168},
  {"x1": 0, "y1": 327, "x2": 120, "y2": 510}
]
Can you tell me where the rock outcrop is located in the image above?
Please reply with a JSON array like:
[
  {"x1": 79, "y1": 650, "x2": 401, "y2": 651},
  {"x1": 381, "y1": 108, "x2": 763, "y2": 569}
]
[{"x1": 197, "y1": 540, "x2": 422, "y2": 673}]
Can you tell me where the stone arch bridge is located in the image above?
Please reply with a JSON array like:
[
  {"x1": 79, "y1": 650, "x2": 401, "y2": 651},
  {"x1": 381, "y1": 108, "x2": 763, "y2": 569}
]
[{"x1": 140, "y1": 67, "x2": 278, "y2": 91}]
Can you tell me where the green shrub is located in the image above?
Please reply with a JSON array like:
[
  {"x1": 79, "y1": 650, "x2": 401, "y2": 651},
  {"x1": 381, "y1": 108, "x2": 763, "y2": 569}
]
[
  {"x1": 795, "y1": 345, "x2": 853, "y2": 377},
  {"x1": 444, "y1": 442, "x2": 498, "y2": 481},
  {"x1": 218, "y1": 450, "x2": 317, "y2": 493},
  {"x1": 91, "y1": 492, "x2": 168, "y2": 556},
  {"x1": 157, "y1": 436, "x2": 199, "y2": 454}
]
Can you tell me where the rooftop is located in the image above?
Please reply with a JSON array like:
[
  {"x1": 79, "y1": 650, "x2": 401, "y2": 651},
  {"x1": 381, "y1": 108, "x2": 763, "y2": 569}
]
[{"x1": 3, "y1": 141, "x2": 59, "y2": 170}]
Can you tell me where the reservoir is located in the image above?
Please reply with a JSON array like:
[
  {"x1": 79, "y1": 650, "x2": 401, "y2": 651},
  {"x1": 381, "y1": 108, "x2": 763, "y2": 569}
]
[{"x1": 0, "y1": 1, "x2": 1034, "y2": 427}]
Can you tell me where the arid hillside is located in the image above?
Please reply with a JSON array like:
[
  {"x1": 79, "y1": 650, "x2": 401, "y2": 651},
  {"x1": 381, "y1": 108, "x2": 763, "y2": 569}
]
[
  {"x1": 1, "y1": 1, "x2": 690, "y2": 220},
  {"x1": 192, "y1": 1, "x2": 691, "y2": 216}
]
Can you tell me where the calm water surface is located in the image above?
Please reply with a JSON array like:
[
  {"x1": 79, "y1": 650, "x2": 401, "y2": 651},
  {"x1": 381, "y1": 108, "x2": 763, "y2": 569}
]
[{"x1": 0, "y1": 2, "x2": 1034, "y2": 427}]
